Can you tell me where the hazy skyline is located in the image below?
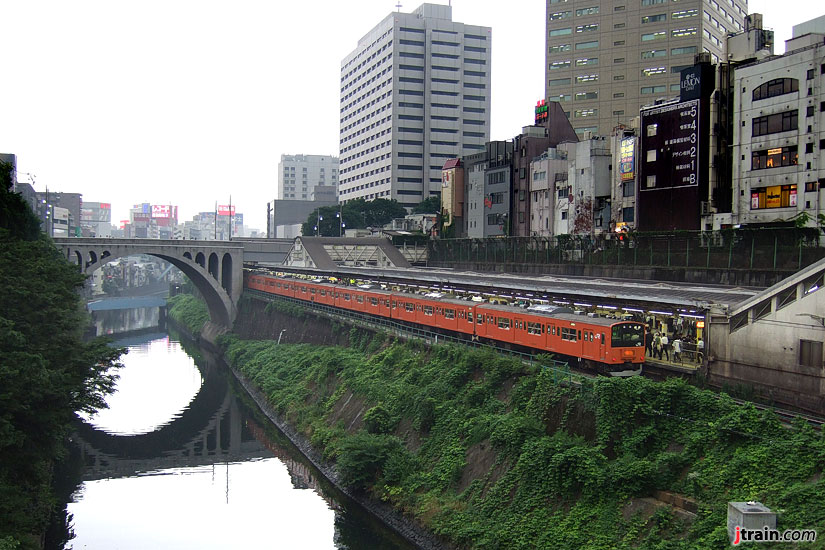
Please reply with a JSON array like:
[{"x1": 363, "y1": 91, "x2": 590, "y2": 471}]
[{"x1": 0, "y1": 0, "x2": 816, "y2": 231}]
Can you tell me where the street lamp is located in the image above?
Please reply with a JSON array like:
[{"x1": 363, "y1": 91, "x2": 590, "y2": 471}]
[
  {"x1": 277, "y1": 329, "x2": 286, "y2": 345},
  {"x1": 317, "y1": 213, "x2": 324, "y2": 236},
  {"x1": 336, "y1": 211, "x2": 343, "y2": 237}
]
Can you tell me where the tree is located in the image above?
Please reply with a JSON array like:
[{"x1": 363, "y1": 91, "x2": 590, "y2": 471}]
[
  {"x1": 412, "y1": 196, "x2": 441, "y2": 214},
  {"x1": 0, "y1": 170, "x2": 124, "y2": 546},
  {"x1": 0, "y1": 162, "x2": 41, "y2": 241},
  {"x1": 300, "y1": 198, "x2": 407, "y2": 236}
]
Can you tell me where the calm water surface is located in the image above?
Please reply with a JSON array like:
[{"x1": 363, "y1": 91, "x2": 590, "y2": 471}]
[{"x1": 61, "y1": 327, "x2": 414, "y2": 550}]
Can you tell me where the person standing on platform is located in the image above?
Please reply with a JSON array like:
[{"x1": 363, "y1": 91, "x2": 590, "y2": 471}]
[
  {"x1": 672, "y1": 337, "x2": 682, "y2": 363},
  {"x1": 697, "y1": 338, "x2": 705, "y2": 363},
  {"x1": 653, "y1": 332, "x2": 662, "y2": 360},
  {"x1": 645, "y1": 328, "x2": 653, "y2": 356},
  {"x1": 660, "y1": 333, "x2": 670, "y2": 361}
]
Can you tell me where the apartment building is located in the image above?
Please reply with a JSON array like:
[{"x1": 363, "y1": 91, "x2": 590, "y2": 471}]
[
  {"x1": 724, "y1": 24, "x2": 825, "y2": 230},
  {"x1": 339, "y1": 3, "x2": 491, "y2": 207},
  {"x1": 545, "y1": 0, "x2": 746, "y2": 136}
]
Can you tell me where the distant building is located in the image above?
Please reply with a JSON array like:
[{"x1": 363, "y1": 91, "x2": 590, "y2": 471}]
[
  {"x1": 80, "y1": 202, "x2": 113, "y2": 237},
  {"x1": 36, "y1": 191, "x2": 82, "y2": 237},
  {"x1": 465, "y1": 141, "x2": 513, "y2": 238},
  {"x1": 339, "y1": 3, "x2": 491, "y2": 207},
  {"x1": 278, "y1": 154, "x2": 339, "y2": 200}
]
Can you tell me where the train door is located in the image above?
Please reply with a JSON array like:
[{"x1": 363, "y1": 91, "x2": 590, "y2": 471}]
[{"x1": 599, "y1": 331, "x2": 606, "y2": 362}]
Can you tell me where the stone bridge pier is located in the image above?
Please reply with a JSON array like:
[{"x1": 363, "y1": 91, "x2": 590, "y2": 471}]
[{"x1": 54, "y1": 238, "x2": 244, "y2": 339}]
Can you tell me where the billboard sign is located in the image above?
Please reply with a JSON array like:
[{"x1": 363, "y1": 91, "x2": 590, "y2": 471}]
[
  {"x1": 640, "y1": 99, "x2": 700, "y2": 191},
  {"x1": 218, "y1": 205, "x2": 235, "y2": 216},
  {"x1": 152, "y1": 205, "x2": 171, "y2": 218},
  {"x1": 620, "y1": 137, "x2": 636, "y2": 181}
]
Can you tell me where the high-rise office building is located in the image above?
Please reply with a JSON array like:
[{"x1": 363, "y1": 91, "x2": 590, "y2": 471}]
[
  {"x1": 339, "y1": 3, "x2": 492, "y2": 207},
  {"x1": 278, "y1": 154, "x2": 339, "y2": 200},
  {"x1": 545, "y1": 0, "x2": 747, "y2": 136}
]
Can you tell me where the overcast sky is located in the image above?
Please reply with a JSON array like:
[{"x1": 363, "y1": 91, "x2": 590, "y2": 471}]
[{"x1": 0, "y1": 1, "x2": 817, "y2": 231}]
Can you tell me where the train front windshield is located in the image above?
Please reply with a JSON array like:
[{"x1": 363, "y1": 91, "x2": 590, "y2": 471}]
[{"x1": 611, "y1": 323, "x2": 645, "y2": 347}]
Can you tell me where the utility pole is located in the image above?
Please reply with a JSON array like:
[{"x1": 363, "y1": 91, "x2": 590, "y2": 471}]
[
  {"x1": 228, "y1": 195, "x2": 232, "y2": 241},
  {"x1": 214, "y1": 201, "x2": 217, "y2": 240}
]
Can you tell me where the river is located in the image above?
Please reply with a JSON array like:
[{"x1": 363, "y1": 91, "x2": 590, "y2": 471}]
[{"x1": 53, "y1": 316, "x2": 416, "y2": 550}]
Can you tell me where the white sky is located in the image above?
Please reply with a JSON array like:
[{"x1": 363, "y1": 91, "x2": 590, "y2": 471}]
[{"x1": 0, "y1": 1, "x2": 818, "y2": 231}]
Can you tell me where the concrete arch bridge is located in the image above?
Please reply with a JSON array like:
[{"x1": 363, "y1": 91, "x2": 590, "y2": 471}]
[{"x1": 54, "y1": 238, "x2": 243, "y2": 337}]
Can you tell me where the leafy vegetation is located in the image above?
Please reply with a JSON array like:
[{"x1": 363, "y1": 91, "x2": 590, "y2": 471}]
[
  {"x1": 301, "y1": 198, "x2": 407, "y2": 236},
  {"x1": 219, "y1": 330, "x2": 825, "y2": 549},
  {"x1": 166, "y1": 293, "x2": 210, "y2": 337},
  {"x1": 0, "y1": 162, "x2": 124, "y2": 548}
]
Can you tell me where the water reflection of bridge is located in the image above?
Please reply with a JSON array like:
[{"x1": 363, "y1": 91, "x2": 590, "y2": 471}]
[{"x1": 72, "y1": 344, "x2": 322, "y2": 498}]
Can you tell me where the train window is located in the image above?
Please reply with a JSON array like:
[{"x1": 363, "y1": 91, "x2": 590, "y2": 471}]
[
  {"x1": 356, "y1": 295, "x2": 364, "y2": 303},
  {"x1": 311, "y1": 289, "x2": 316, "y2": 294},
  {"x1": 369, "y1": 297, "x2": 378, "y2": 306},
  {"x1": 424, "y1": 306, "x2": 433, "y2": 316},
  {"x1": 391, "y1": 301, "x2": 396, "y2": 309},
  {"x1": 477, "y1": 314, "x2": 483, "y2": 324},
  {"x1": 405, "y1": 303, "x2": 414, "y2": 312},
  {"x1": 344, "y1": 293, "x2": 351, "y2": 301},
  {"x1": 498, "y1": 317, "x2": 511, "y2": 329},
  {"x1": 601, "y1": 333, "x2": 605, "y2": 343},
  {"x1": 611, "y1": 323, "x2": 644, "y2": 347},
  {"x1": 302, "y1": 287, "x2": 307, "y2": 293},
  {"x1": 468, "y1": 312, "x2": 474, "y2": 322},
  {"x1": 561, "y1": 327, "x2": 577, "y2": 341},
  {"x1": 445, "y1": 309, "x2": 455, "y2": 319},
  {"x1": 527, "y1": 322, "x2": 542, "y2": 335},
  {"x1": 578, "y1": 330, "x2": 581, "y2": 340},
  {"x1": 320, "y1": 290, "x2": 326, "y2": 296}
]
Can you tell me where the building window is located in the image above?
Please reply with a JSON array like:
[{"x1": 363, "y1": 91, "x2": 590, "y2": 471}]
[
  {"x1": 622, "y1": 181, "x2": 635, "y2": 197},
  {"x1": 642, "y1": 66, "x2": 667, "y2": 76},
  {"x1": 672, "y1": 9, "x2": 698, "y2": 18},
  {"x1": 576, "y1": 40, "x2": 599, "y2": 50},
  {"x1": 807, "y1": 105, "x2": 815, "y2": 117},
  {"x1": 750, "y1": 184, "x2": 797, "y2": 209},
  {"x1": 549, "y1": 27, "x2": 573, "y2": 36},
  {"x1": 671, "y1": 46, "x2": 697, "y2": 55},
  {"x1": 642, "y1": 49, "x2": 667, "y2": 59},
  {"x1": 614, "y1": 40, "x2": 625, "y2": 46},
  {"x1": 671, "y1": 28, "x2": 697, "y2": 37},
  {"x1": 575, "y1": 91, "x2": 598, "y2": 100},
  {"x1": 799, "y1": 339, "x2": 823, "y2": 367},
  {"x1": 641, "y1": 85, "x2": 666, "y2": 94},
  {"x1": 574, "y1": 108, "x2": 597, "y2": 117},
  {"x1": 549, "y1": 43, "x2": 572, "y2": 53},
  {"x1": 751, "y1": 146, "x2": 798, "y2": 170},
  {"x1": 646, "y1": 175, "x2": 656, "y2": 188},
  {"x1": 807, "y1": 68, "x2": 815, "y2": 80},
  {"x1": 752, "y1": 110, "x2": 798, "y2": 137},
  {"x1": 641, "y1": 14, "x2": 666, "y2": 24},
  {"x1": 752, "y1": 78, "x2": 798, "y2": 101},
  {"x1": 614, "y1": 57, "x2": 625, "y2": 63},
  {"x1": 641, "y1": 31, "x2": 666, "y2": 41},
  {"x1": 576, "y1": 6, "x2": 599, "y2": 16},
  {"x1": 576, "y1": 74, "x2": 599, "y2": 82},
  {"x1": 576, "y1": 57, "x2": 599, "y2": 66},
  {"x1": 548, "y1": 78, "x2": 572, "y2": 87},
  {"x1": 576, "y1": 24, "x2": 599, "y2": 33},
  {"x1": 614, "y1": 23, "x2": 626, "y2": 29},
  {"x1": 622, "y1": 207, "x2": 635, "y2": 222},
  {"x1": 550, "y1": 10, "x2": 572, "y2": 20},
  {"x1": 550, "y1": 60, "x2": 572, "y2": 70},
  {"x1": 613, "y1": 92, "x2": 624, "y2": 98},
  {"x1": 613, "y1": 75, "x2": 625, "y2": 81}
]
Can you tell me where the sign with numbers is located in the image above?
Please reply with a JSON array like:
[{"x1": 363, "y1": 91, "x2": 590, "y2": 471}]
[{"x1": 640, "y1": 98, "x2": 700, "y2": 191}]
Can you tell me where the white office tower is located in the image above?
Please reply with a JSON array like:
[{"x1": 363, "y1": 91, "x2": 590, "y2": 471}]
[{"x1": 339, "y1": 3, "x2": 491, "y2": 207}]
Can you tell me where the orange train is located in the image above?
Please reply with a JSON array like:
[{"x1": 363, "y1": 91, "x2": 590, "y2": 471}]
[{"x1": 245, "y1": 272, "x2": 646, "y2": 376}]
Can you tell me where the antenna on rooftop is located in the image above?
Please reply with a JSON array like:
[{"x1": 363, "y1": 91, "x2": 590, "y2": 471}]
[{"x1": 395, "y1": 1, "x2": 402, "y2": 12}]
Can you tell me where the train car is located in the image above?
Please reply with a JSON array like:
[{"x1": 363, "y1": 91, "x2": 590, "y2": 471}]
[
  {"x1": 244, "y1": 273, "x2": 643, "y2": 376},
  {"x1": 362, "y1": 288, "x2": 393, "y2": 318},
  {"x1": 390, "y1": 293, "x2": 426, "y2": 325}
]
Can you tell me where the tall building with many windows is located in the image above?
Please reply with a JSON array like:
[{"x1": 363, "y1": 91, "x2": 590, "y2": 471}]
[
  {"x1": 278, "y1": 154, "x2": 339, "y2": 200},
  {"x1": 545, "y1": 0, "x2": 747, "y2": 136},
  {"x1": 339, "y1": 3, "x2": 491, "y2": 207}
]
